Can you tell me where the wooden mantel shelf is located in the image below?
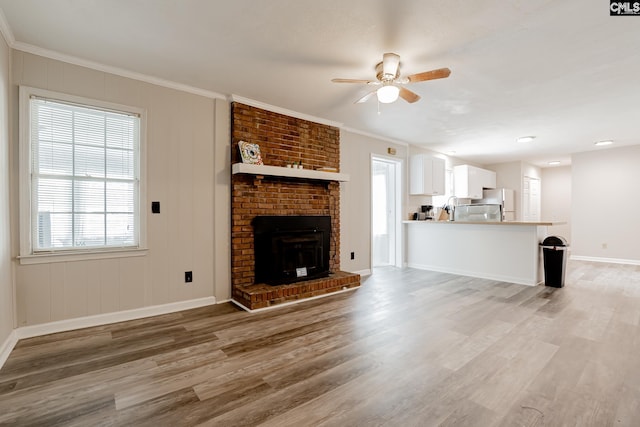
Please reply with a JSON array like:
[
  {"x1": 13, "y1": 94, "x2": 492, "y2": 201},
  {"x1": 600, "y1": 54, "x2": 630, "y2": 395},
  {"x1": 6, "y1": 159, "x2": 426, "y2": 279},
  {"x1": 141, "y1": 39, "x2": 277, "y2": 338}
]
[{"x1": 232, "y1": 163, "x2": 350, "y2": 182}]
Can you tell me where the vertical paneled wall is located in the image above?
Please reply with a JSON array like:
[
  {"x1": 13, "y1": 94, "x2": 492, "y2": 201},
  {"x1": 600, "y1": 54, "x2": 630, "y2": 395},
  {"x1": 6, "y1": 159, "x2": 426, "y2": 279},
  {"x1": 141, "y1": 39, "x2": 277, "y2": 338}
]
[
  {"x1": 339, "y1": 131, "x2": 408, "y2": 274},
  {"x1": 0, "y1": 30, "x2": 14, "y2": 344},
  {"x1": 10, "y1": 51, "x2": 222, "y2": 326}
]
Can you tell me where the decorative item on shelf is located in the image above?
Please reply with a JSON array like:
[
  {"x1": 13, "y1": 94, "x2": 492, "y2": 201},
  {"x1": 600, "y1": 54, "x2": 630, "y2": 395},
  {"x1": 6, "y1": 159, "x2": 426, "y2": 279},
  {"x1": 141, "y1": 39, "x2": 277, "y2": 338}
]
[
  {"x1": 238, "y1": 140, "x2": 263, "y2": 165},
  {"x1": 316, "y1": 167, "x2": 338, "y2": 173}
]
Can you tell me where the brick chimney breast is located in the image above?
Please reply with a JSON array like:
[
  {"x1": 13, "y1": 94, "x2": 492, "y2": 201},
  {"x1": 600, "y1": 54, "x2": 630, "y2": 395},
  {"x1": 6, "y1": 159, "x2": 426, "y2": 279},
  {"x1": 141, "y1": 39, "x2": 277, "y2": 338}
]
[{"x1": 230, "y1": 103, "x2": 359, "y2": 310}]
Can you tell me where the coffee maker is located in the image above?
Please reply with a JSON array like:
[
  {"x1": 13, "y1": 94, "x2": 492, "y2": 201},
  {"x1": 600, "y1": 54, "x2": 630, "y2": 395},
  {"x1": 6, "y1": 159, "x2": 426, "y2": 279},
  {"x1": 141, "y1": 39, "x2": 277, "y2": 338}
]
[
  {"x1": 421, "y1": 205, "x2": 434, "y2": 220},
  {"x1": 412, "y1": 205, "x2": 435, "y2": 220}
]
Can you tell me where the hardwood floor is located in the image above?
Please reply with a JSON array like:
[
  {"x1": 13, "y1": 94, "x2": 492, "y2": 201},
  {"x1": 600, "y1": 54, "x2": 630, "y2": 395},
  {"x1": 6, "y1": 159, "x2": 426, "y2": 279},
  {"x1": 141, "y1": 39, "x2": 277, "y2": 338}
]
[{"x1": 1, "y1": 260, "x2": 640, "y2": 426}]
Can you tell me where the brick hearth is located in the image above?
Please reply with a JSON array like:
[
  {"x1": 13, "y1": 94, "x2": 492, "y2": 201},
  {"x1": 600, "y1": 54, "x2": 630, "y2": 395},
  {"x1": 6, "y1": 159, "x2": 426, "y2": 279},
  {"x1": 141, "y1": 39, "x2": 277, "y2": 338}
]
[
  {"x1": 233, "y1": 271, "x2": 361, "y2": 310},
  {"x1": 230, "y1": 103, "x2": 360, "y2": 310}
]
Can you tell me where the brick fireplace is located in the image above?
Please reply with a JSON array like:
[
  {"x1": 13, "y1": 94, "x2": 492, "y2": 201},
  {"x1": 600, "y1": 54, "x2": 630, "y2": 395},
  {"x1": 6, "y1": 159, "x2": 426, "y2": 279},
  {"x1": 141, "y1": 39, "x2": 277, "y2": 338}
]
[{"x1": 231, "y1": 103, "x2": 360, "y2": 310}]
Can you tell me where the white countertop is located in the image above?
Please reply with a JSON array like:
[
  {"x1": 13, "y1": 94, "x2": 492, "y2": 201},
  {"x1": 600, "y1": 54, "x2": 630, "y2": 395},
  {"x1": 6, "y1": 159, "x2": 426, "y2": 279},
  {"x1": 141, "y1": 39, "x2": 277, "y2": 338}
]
[{"x1": 403, "y1": 220, "x2": 566, "y2": 226}]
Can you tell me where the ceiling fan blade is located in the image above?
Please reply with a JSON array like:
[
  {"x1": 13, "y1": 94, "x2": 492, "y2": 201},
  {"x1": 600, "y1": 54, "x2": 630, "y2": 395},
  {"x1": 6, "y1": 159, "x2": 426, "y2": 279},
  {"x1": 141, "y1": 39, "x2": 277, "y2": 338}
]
[
  {"x1": 399, "y1": 87, "x2": 421, "y2": 103},
  {"x1": 382, "y1": 53, "x2": 400, "y2": 78},
  {"x1": 406, "y1": 68, "x2": 451, "y2": 83},
  {"x1": 355, "y1": 90, "x2": 378, "y2": 104},
  {"x1": 332, "y1": 78, "x2": 376, "y2": 84}
]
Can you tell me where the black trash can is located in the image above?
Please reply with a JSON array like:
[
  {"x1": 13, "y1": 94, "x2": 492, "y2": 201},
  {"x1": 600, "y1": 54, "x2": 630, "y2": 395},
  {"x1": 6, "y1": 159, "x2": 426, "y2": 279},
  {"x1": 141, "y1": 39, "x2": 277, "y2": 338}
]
[{"x1": 540, "y1": 236, "x2": 569, "y2": 288}]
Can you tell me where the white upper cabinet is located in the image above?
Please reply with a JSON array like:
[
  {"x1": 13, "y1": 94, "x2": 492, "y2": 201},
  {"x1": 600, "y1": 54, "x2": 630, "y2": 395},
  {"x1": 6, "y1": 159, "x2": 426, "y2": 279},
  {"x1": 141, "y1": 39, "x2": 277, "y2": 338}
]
[
  {"x1": 410, "y1": 154, "x2": 446, "y2": 195},
  {"x1": 454, "y1": 165, "x2": 496, "y2": 199}
]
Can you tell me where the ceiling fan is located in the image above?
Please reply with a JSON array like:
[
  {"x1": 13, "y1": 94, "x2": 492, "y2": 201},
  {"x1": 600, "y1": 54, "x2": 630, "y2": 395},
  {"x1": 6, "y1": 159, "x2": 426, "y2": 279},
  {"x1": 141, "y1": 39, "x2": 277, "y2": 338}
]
[{"x1": 332, "y1": 53, "x2": 451, "y2": 104}]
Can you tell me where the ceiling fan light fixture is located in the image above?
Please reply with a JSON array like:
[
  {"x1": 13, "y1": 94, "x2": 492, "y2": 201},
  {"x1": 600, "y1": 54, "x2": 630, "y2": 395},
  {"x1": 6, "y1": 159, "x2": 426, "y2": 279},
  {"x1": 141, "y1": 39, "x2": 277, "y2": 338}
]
[
  {"x1": 377, "y1": 84, "x2": 400, "y2": 103},
  {"x1": 331, "y1": 53, "x2": 450, "y2": 105}
]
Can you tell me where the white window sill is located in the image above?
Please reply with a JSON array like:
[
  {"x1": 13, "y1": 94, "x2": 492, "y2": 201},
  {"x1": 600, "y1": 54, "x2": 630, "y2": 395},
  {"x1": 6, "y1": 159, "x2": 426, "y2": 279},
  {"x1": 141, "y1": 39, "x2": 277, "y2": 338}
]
[{"x1": 18, "y1": 248, "x2": 149, "y2": 265}]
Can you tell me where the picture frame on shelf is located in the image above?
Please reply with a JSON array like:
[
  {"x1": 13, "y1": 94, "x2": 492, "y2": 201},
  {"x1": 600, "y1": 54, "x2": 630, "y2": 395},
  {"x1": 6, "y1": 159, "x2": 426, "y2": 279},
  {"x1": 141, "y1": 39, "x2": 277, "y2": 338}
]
[{"x1": 238, "y1": 140, "x2": 263, "y2": 165}]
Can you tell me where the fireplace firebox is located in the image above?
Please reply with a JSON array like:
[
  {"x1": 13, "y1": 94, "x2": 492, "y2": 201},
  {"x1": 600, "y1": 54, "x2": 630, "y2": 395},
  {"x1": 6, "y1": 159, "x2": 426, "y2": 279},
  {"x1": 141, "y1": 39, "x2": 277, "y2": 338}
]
[{"x1": 252, "y1": 216, "x2": 331, "y2": 285}]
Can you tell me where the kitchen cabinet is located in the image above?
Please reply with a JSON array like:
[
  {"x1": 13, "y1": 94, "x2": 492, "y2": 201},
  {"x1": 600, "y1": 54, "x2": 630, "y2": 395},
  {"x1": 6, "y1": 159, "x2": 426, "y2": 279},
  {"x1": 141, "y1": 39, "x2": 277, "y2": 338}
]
[
  {"x1": 410, "y1": 154, "x2": 445, "y2": 195},
  {"x1": 454, "y1": 165, "x2": 496, "y2": 199}
]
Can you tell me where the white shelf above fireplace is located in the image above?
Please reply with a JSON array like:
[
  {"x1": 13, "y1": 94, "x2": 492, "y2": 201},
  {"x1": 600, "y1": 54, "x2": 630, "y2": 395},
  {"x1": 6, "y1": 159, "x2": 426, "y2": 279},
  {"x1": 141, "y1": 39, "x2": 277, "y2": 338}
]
[{"x1": 232, "y1": 163, "x2": 350, "y2": 182}]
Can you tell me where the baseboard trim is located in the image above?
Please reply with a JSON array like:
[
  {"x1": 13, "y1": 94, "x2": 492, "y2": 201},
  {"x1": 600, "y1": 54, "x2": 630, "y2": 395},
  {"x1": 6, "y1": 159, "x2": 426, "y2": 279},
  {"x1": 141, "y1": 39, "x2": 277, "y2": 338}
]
[
  {"x1": 231, "y1": 286, "x2": 359, "y2": 313},
  {"x1": 570, "y1": 255, "x2": 640, "y2": 266},
  {"x1": 0, "y1": 330, "x2": 19, "y2": 371},
  {"x1": 14, "y1": 296, "x2": 217, "y2": 340},
  {"x1": 407, "y1": 263, "x2": 540, "y2": 286}
]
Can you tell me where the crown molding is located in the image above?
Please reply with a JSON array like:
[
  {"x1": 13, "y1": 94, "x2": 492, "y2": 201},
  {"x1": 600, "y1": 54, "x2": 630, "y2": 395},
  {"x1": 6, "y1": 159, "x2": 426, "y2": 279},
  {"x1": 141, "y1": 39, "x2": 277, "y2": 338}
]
[
  {"x1": 230, "y1": 95, "x2": 343, "y2": 129},
  {"x1": 341, "y1": 126, "x2": 409, "y2": 147},
  {"x1": 0, "y1": 10, "x2": 413, "y2": 148},
  {"x1": 11, "y1": 40, "x2": 227, "y2": 101}
]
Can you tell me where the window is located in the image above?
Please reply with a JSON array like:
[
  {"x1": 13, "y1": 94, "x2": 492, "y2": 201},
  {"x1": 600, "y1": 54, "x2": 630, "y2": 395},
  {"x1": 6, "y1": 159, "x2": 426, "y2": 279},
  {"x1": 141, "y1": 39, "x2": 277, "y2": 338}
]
[{"x1": 19, "y1": 87, "x2": 146, "y2": 262}]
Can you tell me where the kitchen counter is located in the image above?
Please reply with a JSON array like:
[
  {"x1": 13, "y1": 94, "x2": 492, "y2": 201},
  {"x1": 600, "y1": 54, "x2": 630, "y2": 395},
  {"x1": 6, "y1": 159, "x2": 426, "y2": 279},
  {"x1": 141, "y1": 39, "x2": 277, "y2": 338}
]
[{"x1": 404, "y1": 220, "x2": 564, "y2": 286}]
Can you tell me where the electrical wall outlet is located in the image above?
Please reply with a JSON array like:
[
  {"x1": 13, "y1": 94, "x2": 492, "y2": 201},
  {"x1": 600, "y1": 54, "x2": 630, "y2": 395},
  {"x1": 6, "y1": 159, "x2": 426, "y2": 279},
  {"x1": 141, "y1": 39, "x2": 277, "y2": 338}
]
[
  {"x1": 350, "y1": 252, "x2": 355, "y2": 260},
  {"x1": 151, "y1": 201, "x2": 160, "y2": 214},
  {"x1": 185, "y1": 271, "x2": 193, "y2": 283}
]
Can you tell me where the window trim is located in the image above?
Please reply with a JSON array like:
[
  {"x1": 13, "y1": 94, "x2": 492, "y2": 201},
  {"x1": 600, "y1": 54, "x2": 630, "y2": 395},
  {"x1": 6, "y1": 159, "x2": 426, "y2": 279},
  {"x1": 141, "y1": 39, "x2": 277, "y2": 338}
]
[{"x1": 19, "y1": 86, "x2": 148, "y2": 264}]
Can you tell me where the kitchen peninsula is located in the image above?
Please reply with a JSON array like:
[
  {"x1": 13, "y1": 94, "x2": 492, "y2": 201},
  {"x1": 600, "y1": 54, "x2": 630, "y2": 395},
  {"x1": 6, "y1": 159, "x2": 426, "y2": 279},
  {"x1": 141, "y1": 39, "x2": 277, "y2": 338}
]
[{"x1": 404, "y1": 220, "x2": 566, "y2": 286}]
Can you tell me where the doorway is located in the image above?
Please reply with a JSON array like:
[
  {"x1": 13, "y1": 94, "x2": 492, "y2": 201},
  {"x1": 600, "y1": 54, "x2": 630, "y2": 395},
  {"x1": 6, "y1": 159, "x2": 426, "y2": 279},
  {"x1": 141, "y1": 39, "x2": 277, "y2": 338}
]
[{"x1": 371, "y1": 156, "x2": 402, "y2": 268}]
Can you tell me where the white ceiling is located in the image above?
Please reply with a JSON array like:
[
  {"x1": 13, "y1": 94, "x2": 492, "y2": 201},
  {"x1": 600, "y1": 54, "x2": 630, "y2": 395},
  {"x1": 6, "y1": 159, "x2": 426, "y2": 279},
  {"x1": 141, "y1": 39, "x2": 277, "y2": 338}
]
[{"x1": 1, "y1": 0, "x2": 638, "y2": 167}]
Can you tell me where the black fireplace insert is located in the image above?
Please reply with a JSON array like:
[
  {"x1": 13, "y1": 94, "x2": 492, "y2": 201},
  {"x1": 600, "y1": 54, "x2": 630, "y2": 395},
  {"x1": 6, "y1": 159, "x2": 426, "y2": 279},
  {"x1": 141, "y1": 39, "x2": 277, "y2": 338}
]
[{"x1": 252, "y1": 216, "x2": 331, "y2": 285}]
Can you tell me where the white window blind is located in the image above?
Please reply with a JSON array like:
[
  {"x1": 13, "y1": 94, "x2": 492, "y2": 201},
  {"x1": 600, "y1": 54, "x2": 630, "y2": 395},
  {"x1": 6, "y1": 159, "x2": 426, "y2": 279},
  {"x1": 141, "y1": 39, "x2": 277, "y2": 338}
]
[{"x1": 30, "y1": 96, "x2": 140, "y2": 252}]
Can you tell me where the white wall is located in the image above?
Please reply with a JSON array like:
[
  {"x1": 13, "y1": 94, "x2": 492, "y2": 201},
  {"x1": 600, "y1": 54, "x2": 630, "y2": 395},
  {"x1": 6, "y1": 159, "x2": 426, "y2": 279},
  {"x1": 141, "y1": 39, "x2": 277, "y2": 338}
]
[
  {"x1": 10, "y1": 51, "x2": 229, "y2": 326},
  {"x1": 541, "y1": 166, "x2": 571, "y2": 243},
  {"x1": 572, "y1": 146, "x2": 640, "y2": 262},
  {"x1": 340, "y1": 131, "x2": 407, "y2": 274},
  {"x1": 0, "y1": 29, "x2": 14, "y2": 352}
]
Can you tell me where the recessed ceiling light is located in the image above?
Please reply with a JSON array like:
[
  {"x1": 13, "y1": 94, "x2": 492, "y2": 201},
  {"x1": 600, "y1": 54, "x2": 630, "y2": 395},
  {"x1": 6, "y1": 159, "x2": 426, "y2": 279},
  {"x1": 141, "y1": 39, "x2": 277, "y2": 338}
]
[
  {"x1": 516, "y1": 136, "x2": 536, "y2": 143},
  {"x1": 548, "y1": 161, "x2": 561, "y2": 166},
  {"x1": 595, "y1": 140, "x2": 613, "y2": 146}
]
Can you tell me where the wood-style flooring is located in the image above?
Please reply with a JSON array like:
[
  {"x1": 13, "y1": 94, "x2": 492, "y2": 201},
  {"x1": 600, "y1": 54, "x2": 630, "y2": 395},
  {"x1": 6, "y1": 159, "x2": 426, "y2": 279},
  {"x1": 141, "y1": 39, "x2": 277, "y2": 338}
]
[{"x1": 1, "y1": 261, "x2": 640, "y2": 426}]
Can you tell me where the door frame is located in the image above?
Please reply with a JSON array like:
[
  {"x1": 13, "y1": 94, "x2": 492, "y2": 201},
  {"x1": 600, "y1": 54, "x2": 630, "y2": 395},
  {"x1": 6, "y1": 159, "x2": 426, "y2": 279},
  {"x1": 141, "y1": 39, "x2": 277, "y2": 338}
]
[{"x1": 371, "y1": 154, "x2": 403, "y2": 268}]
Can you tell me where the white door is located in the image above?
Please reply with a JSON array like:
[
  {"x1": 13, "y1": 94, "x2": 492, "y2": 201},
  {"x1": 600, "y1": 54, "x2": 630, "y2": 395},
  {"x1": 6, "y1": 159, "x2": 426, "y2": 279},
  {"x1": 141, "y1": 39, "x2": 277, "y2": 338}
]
[
  {"x1": 523, "y1": 176, "x2": 541, "y2": 221},
  {"x1": 530, "y1": 177, "x2": 540, "y2": 221},
  {"x1": 372, "y1": 157, "x2": 402, "y2": 267}
]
